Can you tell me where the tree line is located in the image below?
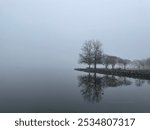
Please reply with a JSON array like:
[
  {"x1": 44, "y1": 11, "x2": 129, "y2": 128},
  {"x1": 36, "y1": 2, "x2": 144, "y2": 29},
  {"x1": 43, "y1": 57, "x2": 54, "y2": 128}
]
[{"x1": 79, "y1": 40, "x2": 150, "y2": 70}]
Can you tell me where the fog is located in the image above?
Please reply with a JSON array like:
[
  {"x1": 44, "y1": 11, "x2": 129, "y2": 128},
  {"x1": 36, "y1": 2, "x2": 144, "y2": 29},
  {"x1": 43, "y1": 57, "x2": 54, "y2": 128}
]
[{"x1": 0, "y1": 0, "x2": 150, "y2": 69}]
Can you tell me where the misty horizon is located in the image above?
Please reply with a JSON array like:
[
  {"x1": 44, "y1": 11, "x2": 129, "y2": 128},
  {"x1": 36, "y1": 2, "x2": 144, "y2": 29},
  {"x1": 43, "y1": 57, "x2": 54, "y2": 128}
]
[
  {"x1": 1, "y1": 0, "x2": 150, "y2": 69},
  {"x1": 0, "y1": 0, "x2": 150, "y2": 113}
]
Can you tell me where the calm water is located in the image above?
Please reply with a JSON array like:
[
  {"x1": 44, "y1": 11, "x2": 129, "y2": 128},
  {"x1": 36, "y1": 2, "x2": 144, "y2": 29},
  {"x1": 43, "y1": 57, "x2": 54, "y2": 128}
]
[{"x1": 0, "y1": 67, "x2": 150, "y2": 113}]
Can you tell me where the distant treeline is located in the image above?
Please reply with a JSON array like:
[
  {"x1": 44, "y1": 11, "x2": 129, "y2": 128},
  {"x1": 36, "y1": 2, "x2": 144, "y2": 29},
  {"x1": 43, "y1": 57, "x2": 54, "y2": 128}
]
[{"x1": 79, "y1": 40, "x2": 150, "y2": 70}]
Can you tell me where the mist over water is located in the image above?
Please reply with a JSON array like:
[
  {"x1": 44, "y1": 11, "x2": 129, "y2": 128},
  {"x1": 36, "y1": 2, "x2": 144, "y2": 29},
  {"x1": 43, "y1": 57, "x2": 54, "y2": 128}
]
[
  {"x1": 0, "y1": 68, "x2": 150, "y2": 112},
  {"x1": 0, "y1": 0, "x2": 150, "y2": 112}
]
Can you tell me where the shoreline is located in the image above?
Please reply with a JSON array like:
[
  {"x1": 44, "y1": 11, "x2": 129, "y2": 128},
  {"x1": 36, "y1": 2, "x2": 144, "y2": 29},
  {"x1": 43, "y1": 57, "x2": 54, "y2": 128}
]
[{"x1": 75, "y1": 68, "x2": 150, "y2": 80}]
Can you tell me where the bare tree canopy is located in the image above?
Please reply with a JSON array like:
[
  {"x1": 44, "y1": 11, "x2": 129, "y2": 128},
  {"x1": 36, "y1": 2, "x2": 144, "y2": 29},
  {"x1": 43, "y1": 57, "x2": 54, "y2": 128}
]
[
  {"x1": 102, "y1": 54, "x2": 111, "y2": 69},
  {"x1": 108, "y1": 55, "x2": 118, "y2": 69},
  {"x1": 131, "y1": 58, "x2": 150, "y2": 70},
  {"x1": 102, "y1": 55, "x2": 119, "y2": 69},
  {"x1": 79, "y1": 40, "x2": 93, "y2": 68},
  {"x1": 92, "y1": 40, "x2": 103, "y2": 70},
  {"x1": 79, "y1": 39, "x2": 150, "y2": 71},
  {"x1": 79, "y1": 40, "x2": 103, "y2": 69},
  {"x1": 146, "y1": 58, "x2": 150, "y2": 69},
  {"x1": 119, "y1": 59, "x2": 131, "y2": 70}
]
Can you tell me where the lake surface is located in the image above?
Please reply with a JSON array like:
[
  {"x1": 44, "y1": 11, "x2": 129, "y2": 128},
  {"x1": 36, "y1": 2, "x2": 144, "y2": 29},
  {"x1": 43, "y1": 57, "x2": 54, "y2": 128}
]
[{"x1": 0, "y1": 67, "x2": 150, "y2": 113}]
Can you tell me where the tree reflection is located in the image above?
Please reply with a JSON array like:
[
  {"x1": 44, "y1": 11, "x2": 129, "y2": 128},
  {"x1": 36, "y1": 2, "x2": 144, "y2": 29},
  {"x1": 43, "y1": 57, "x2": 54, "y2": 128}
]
[
  {"x1": 78, "y1": 73, "x2": 132, "y2": 103},
  {"x1": 147, "y1": 80, "x2": 150, "y2": 85},
  {"x1": 78, "y1": 73, "x2": 103, "y2": 103},
  {"x1": 135, "y1": 79, "x2": 145, "y2": 87}
]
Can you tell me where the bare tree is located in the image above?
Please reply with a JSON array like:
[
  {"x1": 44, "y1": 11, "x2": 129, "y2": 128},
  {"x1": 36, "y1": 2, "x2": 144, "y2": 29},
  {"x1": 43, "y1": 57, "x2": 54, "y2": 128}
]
[
  {"x1": 79, "y1": 41, "x2": 93, "y2": 68},
  {"x1": 132, "y1": 58, "x2": 150, "y2": 70},
  {"x1": 117, "y1": 58, "x2": 130, "y2": 70},
  {"x1": 102, "y1": 55, "x2": 121, "y2": 69},
  {"x1": 117, "y1": 58, "x2": 124, "y2": 68},
  {"x1": 139, "y1": 59, "x2": 146, "y2": 70},
  {"x1": 102, "y1": 54, "x2": 111, "y2": 69},
  {"x1": 146, "y1": 58, "x2": 150, "y2": 69},
  {"x1": 122, "y1": 59, "x2": 130, "y2": 70},
  {"x1": 79, "y1": 40, "x2": 103, "y2": 70},
  {"x1": 92, "y1": 40, "x2": 103, "y2": 70},
  {"x1": 132, "y1": 60, "x2": 141, "y2": 69},
  {"x1": 109, "y1": 56, "x2": 118, "y2": 69}
]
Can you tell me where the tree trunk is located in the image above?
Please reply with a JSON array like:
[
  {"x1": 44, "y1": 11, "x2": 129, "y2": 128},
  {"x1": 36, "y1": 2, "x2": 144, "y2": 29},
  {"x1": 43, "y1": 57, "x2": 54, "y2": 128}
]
[
  {"x1": 94, "y1": 63, "x2": 97, "y2": 74},
  {"x1": 89, "y1": 64, "x2": 91, "y2": 69},
  {"x1": 94, "y1": 63, "x2": 96, "y2": 70},
  {"x1": 94, "y1": 54, "x2": 97, "y2": 73},
  {"x1": 124, "y1": 65, "x2": 125, "y2": 70},
  {"x1": 94, "y1": 72, "x2": 97, "y2": 87}
]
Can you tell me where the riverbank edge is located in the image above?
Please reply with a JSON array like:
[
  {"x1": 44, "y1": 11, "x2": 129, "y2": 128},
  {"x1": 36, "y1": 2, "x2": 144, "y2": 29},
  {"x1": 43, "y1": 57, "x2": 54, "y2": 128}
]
[{"x1": 74, "y1": 68, "x2": 150, "y2": 80}]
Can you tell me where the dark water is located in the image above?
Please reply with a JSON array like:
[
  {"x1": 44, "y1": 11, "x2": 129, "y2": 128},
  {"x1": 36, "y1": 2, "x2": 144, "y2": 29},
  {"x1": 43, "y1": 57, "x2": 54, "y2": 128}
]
[{"x1": 0, "y1": 67, "x2": 150, "y2": 113}]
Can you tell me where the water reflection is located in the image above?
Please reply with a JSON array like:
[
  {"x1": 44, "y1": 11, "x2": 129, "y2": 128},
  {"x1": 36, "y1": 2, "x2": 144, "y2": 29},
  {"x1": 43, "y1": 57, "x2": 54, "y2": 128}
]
[
  {"x1": 135, "y1": 79, "x2": 145, "y2": 87},
  {"x1": 78, "y1": 73, "x2": 103, "y2": 103},
  {"x1": 78, "y1": 73, "x2": 133, "y2": 103}
]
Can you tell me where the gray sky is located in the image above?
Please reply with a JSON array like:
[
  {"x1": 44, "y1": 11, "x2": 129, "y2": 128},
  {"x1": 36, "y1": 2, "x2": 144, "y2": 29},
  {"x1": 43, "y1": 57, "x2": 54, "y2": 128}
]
[{"x1": 0, "y1": 0, "x2": 150, "y2": 69}]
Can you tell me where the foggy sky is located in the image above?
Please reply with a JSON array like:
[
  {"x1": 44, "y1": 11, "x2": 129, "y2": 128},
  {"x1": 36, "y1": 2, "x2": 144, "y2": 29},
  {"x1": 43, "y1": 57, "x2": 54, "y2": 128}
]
[{"x1": 0, "y1": 0, "x2": 150, "y2": 69}]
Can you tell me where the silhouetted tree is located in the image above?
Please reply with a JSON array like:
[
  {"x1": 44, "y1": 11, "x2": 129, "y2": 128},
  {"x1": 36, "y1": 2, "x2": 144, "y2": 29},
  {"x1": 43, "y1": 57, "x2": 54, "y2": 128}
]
[
  {"x1": 117, "y1": 58, "x2": 124, "y2": 68},
  {"x1": 79, "y1": 40, "x2": 103, "y2": 69},
  {"x1": 139, "y1": 60, "x2": 146, "y2": 70},
  {"x1": 102, "y1": 54, "x2": 111, "y2": 69},
  {"x1": 79, "y1": 41, "x2": 93, "y2": 68},
  {"x1": 78, "y1": 74, "x2": 103, "y2": 103},
  {"x1": 92, "y1": 40, "x2": 103, "y2": 70},
  {"x1": 102, "y1": 55, "x2": 119, "y2": 69},
  {"x1": 130, "y1": 58, "x2": 150, "y2": 70},
  {"x1": 146, "y1": 58, "x2": 150, "y2": 69},
  {"x1": 77, "y1": 73, "x2": 132, "y2": 103},
  {"x1": 132, "y1": 60, "x2": 142, "y2": 70},
  {"x1": 109, "y1": 56, "x2": 118, "y2": 69},
  {"x1": 122, "y1": 59, "x2": 130, "y2": 70},
  {"x1": 117, "y1": 58, "x2": 130, "y2": 70}
]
